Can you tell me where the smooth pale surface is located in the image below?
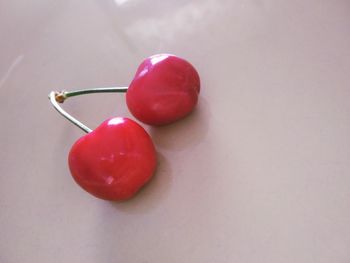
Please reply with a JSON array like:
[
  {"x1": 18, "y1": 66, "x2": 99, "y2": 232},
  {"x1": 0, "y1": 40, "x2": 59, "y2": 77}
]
[{"x1": 1, "y1": 1, "x2": 350, "y2": 262}]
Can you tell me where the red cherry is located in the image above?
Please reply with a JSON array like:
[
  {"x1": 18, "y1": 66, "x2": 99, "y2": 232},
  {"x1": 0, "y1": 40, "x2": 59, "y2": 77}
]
[
  {"x1": 68, "y1": 117, "x2": 157, "y2": 201},
  {"x1": 126, "y1": 54, "x2": 200, "y2": 125}
]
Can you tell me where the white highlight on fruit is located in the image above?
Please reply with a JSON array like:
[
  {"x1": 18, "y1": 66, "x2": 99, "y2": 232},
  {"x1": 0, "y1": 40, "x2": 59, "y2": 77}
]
[
  {"x1": 108, "y1": 117, "x2": 125, "y2": 126},
  {"x1": 150, "y1": 54, "x2": 168, "y2": 65}
]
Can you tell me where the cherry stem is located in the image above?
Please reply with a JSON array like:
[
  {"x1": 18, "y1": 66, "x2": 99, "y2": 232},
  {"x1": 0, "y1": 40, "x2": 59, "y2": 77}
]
[{"x1": 48, "y1": 87, "x2": 128, "y2": 133}]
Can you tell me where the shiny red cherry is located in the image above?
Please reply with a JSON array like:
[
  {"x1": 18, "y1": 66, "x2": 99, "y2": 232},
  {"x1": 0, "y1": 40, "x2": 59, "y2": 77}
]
[
  {"x1": 126, "y1": 54, "x2": 200, "y2": 125},
  {"x1": 68, "y1": 117, "x2": 157, "y2": 201}
]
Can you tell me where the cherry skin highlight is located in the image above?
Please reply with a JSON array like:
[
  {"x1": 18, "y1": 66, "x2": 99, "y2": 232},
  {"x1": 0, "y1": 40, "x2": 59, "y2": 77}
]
[
  {"x1": 126, "y1": 54, "x2": 200, "y2": 126},
  {"x1": 68, "y1": 117, "x2": 157, "y2": 201}
]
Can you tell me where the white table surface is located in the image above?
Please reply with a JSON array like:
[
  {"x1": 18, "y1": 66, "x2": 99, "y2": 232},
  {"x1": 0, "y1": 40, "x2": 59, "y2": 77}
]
[{"x1": 1, "y1": 0, "x2": 350, "y2": 262}]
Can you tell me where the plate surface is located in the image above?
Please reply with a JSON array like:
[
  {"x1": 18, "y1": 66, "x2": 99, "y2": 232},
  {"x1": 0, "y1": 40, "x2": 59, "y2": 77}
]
[{"x1": 1, "y1": 0, "x2": 350, "y2": 262}]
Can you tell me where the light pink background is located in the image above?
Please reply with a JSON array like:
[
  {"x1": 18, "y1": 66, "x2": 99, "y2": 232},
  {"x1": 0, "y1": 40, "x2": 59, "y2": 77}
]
[{"x1": 1, "y1": 0, "x2": 350, "y2": 262}]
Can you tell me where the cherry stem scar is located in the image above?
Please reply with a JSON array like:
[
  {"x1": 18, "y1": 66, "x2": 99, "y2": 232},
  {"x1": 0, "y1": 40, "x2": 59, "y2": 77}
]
[{"x1": 48, "y1": 87, "x2": 128, "y2": 133}]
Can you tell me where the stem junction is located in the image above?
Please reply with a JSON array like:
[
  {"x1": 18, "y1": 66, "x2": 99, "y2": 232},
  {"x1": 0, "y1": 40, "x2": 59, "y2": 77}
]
[{"x1": 48, "y1": 87, "x2": 128, "y2": 133}]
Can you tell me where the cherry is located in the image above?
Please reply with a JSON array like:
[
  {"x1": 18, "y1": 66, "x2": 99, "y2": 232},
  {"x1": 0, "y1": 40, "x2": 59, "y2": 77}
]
[
  {"x1": 126, "y1": 54, "x2": 200, "y2": 126},
  {"x1": 68, "y1": 117, "x2": 157, "y2": 201}
]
